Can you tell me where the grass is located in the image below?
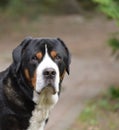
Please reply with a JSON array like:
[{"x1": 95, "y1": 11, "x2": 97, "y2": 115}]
[{"x1": 69, "y1": 87, "x2": 119, "y2": 130}]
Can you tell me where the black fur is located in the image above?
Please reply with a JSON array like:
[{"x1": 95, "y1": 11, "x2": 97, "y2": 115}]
[{"x1": 0, "y1": 37, "x2": 70, "y2": 130}]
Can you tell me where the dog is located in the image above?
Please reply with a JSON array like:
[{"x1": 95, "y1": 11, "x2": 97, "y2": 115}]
[{"x1": 0, "y1": 37, "x2": 71, "y2": 130}]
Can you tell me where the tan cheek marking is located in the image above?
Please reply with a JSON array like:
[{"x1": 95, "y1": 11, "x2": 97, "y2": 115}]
[
  {"x1": 60, "y1": 70, "x2": 66, "y2": 81},
  {"x1": 31, "y1": 72, "x2": 36, "y2": 88},
  {"x1": 24, "y1": 69, "x2": 36, "y2": 88},
  {"x1": 24, "y1": 69, "x2": 30, "y2": 81},
  {"x1": 36, "y1": 52, "x2": 42, "y2": 60},
  {"x1": 51, "y1": 50, "x2": 57, "y2": 59}
]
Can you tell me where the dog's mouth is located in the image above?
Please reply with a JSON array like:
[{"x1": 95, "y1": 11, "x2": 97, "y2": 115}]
[
  {"x1": 42, "y1": 86, "x2": 56, "y2": 94},
  {"x1": 42, "y1": 79, "x2": 57, "y2": 94},
  {"x1": 35, "y1": 76, "x2": 58, "y2": 95},
  {"x1": 45, "y1": 78, "x2": 54, "y2": 86},
  {"x1": 36, "y1": 85, "x2": 57, "y2": 95}
]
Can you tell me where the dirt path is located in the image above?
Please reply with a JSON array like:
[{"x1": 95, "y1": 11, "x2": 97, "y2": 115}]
[{"x1": 0, "y1": 15, "x2": 119, "y2": 130}]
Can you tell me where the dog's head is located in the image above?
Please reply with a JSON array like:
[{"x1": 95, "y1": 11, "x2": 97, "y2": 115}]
[{"x1": 12, "y1": 37, "x2": 71, "y2": 96}]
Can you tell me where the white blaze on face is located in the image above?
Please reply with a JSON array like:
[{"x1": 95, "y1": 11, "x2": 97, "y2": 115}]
[
  {"x1": 28, "y1": 44, "x2": 60, "y2": 130},
  {"x1": 35, "y1": 44, "x2": 60, "y2": 94}
]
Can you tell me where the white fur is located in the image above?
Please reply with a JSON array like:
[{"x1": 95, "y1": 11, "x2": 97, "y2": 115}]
[
  {"x1": 27, "y1": 45, "x2": 59, "y2": 130},
  {"x1": 27, "y1": 91, "x2": 58, "y2": 130},
  {"x1": 35, "y1": 44, "x2": 60, "y2": 93}
]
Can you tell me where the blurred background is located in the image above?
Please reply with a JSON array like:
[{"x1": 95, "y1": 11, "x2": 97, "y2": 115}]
[{"x1": 0, "y1": 0, "x2": 119, "y2": 130}]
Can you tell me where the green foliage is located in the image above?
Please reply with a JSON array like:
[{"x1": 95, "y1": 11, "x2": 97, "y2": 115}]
[
  {"x1": 92, "y1": 0, "x2": 119, "y2": 56},
  {"x1": 109, "y1": 86, "x2": 119, "y2": 99},
  {"x1": 77, "y1": 90, "x2": 119, "y2": 130},
  {"x1": 108, "y1": 37, "x2": 119, "y2": 56},
  {"x1": 34, "y1": 0, "x2": 58, "y2": 14},
  {"x1": 107, "y1": 36, "x2": 119, "y2": 59},
  {"x1": 108, "y1": 38, "x2": 119, "y2": 49},
  {"x1": 0, "y1": 0, "x2": 97, "y2": 19},
  {"x1": 93, "y1": 0, "x2": 119, "y2": 22},
  {"x1": 77, "y1": 0, "x2": 97, "y2": 10},
  {"x1": 7, "y1": 0, "x2": 26, "y2": 17},
  {"x1": 79, "y1": 105, "x2": 98, "y2": 125},
  {"x1": 0, "y1": 0, "x2": 58, "y2": 19},
  {"x1": 0, "y1": 0, "x2": 8, "y2": 7},
  {"x1": 100, "y1": 0, "x2": 119, "y2": 103}
]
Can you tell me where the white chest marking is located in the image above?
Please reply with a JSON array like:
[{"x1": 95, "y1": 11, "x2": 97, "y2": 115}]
[{"x1": 27, "y1": 91, "x2": 59, "y2": 130}]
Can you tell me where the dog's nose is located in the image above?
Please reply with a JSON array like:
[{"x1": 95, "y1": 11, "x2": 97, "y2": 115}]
[{"x1": 43, "y1": 68, "x2": 56, "y2": 78}]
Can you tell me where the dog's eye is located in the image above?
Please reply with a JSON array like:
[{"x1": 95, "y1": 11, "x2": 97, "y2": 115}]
[
  {"x1": 32, "y1": 55, "x2": 38, "y2": 60},
  {"x1": 55, "y1": 55, "x2": 62, "y2": 62},
  {"x1": 31, "y1": 56, "x2": 38, "y2": 64}
]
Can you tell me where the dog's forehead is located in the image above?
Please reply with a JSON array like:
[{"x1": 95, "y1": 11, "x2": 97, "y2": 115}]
[{"x1": 25, "y1": 39, "x2": 65, "y2": 55}]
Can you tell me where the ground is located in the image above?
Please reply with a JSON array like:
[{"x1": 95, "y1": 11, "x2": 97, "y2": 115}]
[{"x1": 0, "y1": 15, "x2": 119, "y2": 130}]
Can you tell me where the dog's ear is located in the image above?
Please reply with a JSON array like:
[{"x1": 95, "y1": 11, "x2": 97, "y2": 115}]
[
  {"x1": 12, "y1": 37, "x2": 32, "y2": 72},
  {"x1": 57, "y1": 38, "x2": 71, "y2": 75}
]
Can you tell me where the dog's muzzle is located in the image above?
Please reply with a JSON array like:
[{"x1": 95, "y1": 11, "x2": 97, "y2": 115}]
[
  {"x1": 43, "y1": 68, "x2": 56, "y2": 80},
  {"x1": 42, "y1": 68, "x2": 56, "y2": 94}
]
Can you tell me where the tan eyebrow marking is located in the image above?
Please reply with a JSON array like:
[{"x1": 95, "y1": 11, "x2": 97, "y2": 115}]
[
  {"x1": 50, "y1": 50, "x2": 57, "y2": 58},
  {"x1": 36, "y1": 52, "x2": 43, "y2": 60}
]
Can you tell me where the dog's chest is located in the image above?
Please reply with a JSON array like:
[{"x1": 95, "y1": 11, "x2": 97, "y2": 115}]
[
  {"x1": 27, "y1": 91, "x2": 58, "y2": 130},
  {"x1": 27, "y1": 105, "x2": 50, "y2": 130}
]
